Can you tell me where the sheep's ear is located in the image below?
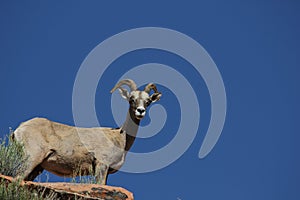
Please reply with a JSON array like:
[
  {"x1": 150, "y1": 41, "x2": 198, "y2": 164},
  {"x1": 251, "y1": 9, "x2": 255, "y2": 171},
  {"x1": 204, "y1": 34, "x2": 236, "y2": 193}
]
[
  {"x1": 150, "y1": 92, "x2": 162, "y2": 102},
  {"x1": 118, "y1": 87, "x2": 130, "y2": 100}
]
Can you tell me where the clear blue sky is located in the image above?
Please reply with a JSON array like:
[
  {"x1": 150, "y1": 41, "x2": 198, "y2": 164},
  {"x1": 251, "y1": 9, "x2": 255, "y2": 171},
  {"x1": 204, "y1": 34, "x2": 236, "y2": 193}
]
[{"x1": 0, "y1": 1, "x2": 299, "y2": 199}]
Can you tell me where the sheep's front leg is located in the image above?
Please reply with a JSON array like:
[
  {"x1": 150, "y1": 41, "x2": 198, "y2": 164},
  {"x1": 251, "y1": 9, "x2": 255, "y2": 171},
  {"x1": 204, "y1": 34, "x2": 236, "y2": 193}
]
[{"x1": 95, "y1": 164, "x2": 109, "y2": 185}]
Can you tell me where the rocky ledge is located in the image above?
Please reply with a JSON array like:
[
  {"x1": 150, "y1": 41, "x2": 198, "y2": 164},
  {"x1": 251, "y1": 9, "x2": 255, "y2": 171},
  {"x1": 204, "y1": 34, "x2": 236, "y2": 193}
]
[{"x1": 0, "y1": 174, "x2": 134, "y2": 200}]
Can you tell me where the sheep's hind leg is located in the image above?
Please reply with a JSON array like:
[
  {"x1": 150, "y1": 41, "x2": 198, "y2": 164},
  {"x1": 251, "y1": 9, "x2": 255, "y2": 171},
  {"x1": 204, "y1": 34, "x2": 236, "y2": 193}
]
[
  {"x1": 16, "y1": 151, "x2": 48, "y2": 181},
  {"x1": 95, "y1": 163, "x2": 109, "y2": 185},
  {"x1": 15, "y1": 161, "x2": 44, "y2": 181},
  {"x1": 24, "y1": 164, "x2": 44, "y2": 181}
]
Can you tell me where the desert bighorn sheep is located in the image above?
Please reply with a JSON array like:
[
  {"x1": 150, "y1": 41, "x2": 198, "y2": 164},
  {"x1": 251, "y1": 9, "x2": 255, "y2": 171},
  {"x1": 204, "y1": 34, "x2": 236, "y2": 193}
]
[{"x1": 12, "y1": 79, "x2": 162, "y2": 184}]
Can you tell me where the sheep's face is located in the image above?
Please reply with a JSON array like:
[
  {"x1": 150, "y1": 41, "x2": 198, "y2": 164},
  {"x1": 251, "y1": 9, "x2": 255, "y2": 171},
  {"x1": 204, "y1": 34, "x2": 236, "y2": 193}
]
[
  {"x1": 128, "y1": 91, "x2": 161, "y2": 120},
  {"x1": 111, "y1": 80, "x2": 162, "y2": 120}
]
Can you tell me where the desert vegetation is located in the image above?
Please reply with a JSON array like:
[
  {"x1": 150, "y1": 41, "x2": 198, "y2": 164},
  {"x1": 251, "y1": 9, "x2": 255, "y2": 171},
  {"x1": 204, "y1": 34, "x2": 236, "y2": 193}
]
[{"x1": 0, "y1": 132, "x2": 58, "y2": 199}]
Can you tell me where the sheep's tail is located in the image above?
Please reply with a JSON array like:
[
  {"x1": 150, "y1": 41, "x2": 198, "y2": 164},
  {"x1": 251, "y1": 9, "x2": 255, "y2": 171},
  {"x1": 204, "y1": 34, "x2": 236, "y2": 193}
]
[{"x1": 9, "y1": 127, "x2": 15, "y2": 142}]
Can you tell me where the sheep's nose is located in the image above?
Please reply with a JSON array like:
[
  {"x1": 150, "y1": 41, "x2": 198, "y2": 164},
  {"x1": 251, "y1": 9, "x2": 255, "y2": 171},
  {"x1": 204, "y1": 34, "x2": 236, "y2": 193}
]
[{"x1": 137, "y1": 107, "x2": 145, "y2": 114}]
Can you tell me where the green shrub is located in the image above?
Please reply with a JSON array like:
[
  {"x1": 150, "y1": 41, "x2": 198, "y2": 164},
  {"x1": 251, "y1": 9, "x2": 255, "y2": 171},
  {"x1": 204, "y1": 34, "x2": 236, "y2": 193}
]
[
  {"x1": 0, "y1": 179, "x2": 42, "y2": 200},
  {"x1": 0, "y1": 131, "x2": 60, "y2": 199},
  {"x1": 0, "y1": 129, "x2": 27, "y2": 177},
  {"x1": 0, "y1": 131, "x2": 89, "y2": 199}
]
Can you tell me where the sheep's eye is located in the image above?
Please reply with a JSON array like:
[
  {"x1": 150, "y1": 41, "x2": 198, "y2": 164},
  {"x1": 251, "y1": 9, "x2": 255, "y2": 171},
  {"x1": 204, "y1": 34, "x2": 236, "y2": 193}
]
[
  {"x1": 129, "y1": 98, "x2": 135, "y2": 104},
  {"x1": 145, "y1": 100, "x2": 151, "y2": 106}
]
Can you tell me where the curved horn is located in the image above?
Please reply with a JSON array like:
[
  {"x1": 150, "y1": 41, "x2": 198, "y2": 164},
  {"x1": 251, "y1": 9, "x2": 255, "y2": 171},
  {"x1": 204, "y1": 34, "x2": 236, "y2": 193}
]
[
  {"x1": 144, "y1": 83, "x2": 158, "y2": 93},
  {"x1": 110, "y1": 79, "x2": 137, "y2": 93}
]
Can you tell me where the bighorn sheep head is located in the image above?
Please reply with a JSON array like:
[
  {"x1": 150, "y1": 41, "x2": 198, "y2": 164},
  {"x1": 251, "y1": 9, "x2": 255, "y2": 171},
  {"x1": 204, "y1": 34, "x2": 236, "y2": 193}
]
[{"x1": 111, "y1": 79, "x2": 162, "y2": 120}]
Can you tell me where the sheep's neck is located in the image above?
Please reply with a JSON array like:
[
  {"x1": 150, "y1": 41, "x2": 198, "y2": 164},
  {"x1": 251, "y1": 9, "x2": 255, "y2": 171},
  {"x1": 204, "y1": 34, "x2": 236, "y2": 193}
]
[{"x1": 122, "y1": 109, "x2": 140, "y2": 152}]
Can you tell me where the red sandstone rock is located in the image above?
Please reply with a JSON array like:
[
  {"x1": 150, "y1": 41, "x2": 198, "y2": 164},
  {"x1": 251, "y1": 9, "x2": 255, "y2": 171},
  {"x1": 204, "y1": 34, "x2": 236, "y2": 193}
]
[{"x1": 0, "y1": 174, "x2": 134, "y2": 200}]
